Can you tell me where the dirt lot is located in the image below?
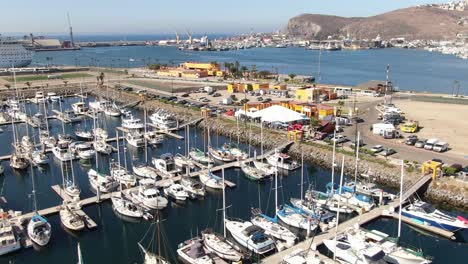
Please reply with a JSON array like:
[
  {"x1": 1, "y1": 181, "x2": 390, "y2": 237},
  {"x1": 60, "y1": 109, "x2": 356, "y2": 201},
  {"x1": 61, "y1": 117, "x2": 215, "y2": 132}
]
[{"x1": 396, "y1": 99, "x2": 468, "y2": 157}]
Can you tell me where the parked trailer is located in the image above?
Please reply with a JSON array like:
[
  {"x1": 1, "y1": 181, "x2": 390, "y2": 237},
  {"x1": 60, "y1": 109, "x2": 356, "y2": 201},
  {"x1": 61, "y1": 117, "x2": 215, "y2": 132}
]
[{"x1": 372, "y1": 123, "x2": 395, "y2": 135}]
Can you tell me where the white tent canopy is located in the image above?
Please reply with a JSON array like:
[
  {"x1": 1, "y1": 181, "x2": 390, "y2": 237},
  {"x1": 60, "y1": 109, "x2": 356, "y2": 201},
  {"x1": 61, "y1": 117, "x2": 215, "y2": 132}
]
[{"x1": 248, "y1": 105, "x2": 308, "y2": 123}]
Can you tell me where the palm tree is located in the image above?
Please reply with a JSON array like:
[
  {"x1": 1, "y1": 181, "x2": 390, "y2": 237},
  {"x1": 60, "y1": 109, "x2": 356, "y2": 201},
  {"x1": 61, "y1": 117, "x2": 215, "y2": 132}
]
[
  {"x1": 4, "y1": 84, "x2": 11, "y2": 90},
  {"x1": 240, "y1": 66, "x2": 248, "y2": 78},
  {"x1": 63, "y1": 80, "x2": 68, "y2": 87},
  {"x1": 98, "y1": 72, "x2": 105, "y2": 85},
  {"x1": 288, "y1": 73, "x2": 297, "y2": 83},
  {"x1": 25, "y1": 82, "x2": 31, "y2": 89}
]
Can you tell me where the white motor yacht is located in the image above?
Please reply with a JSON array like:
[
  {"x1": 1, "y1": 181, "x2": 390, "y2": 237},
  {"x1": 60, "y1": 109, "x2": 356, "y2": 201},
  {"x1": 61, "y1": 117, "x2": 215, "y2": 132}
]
[
  {"x1": 224, "y1": 219, "x2": 275, "y2": 255},
  {"x1": 71, "y1": 102, "x2": 88, "y2": 115},
  {"x1": 126, "y1": 131, "x2": 145, "y2": 148},
  {"x1": 0, "y1": 220, "x2": 21, "y2": 256},
  {"x1": 31, "y1": 150, "x2": 49, "y2": 165},
  {"x1": 144, "y1": 131, "x2": 164, "y2": 145},
  {"x1": 110, "y1": 162, "x2": 137, "y2": 188},
  {"x1": 52, "y1": 141, "x2": 75, "y2": 162},
  {"x1": 70, "y1": 142, "x2": 95, "y2": 160},
  {"x1": 180, "y1": 177, "x2": 206, "y2": 198},
  {"x1": 10, "y1": 153, "x2": 29, "y2": 170},
  {"x1": 122, "y1": 114, "x2": 144, "y2": 130},
  {"x1": 267, "y1": 151, "x2": 300, "y2": 170},
  {"x1": 149, "y1": 110, "x2": 178, "y2": 130},
  {"x1": 152, "y1": 153, "x2": 181, "y2": 178},
  {"x1": 130, "y1": 181, "x2": 168, "y2": 210},
  {"x1": 164, "y1": 183, "x2": 189, "y2": 201}
]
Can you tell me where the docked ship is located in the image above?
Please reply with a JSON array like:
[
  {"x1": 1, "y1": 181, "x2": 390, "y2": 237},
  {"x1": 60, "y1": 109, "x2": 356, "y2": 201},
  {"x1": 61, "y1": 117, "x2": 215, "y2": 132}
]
[{"x1": 0, "y1": 37, "x2": 33, "y2": 68}]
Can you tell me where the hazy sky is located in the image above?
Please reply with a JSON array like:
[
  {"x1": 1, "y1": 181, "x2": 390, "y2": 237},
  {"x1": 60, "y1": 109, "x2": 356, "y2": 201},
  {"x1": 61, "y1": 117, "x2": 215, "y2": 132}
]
[{"x1": 1, "y1": 0, "x2": 439, "y2": 34}]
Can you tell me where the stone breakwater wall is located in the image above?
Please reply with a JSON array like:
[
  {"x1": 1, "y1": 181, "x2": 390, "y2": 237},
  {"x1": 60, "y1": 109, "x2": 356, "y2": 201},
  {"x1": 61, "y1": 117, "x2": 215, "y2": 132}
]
[{"x1": 93, "y1": 90, "x2": 468, "y2": 210}]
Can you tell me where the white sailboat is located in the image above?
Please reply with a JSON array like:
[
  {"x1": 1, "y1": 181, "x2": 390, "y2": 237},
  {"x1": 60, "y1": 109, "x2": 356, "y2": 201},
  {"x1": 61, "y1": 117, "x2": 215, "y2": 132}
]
[
  {"x1": 138, "y1": 212, "x2": 170, "y2": 264},
  {"x1": 177, "y1": 237, "x2": 214, "y2": 264},
  {"x1": 62, "y1": 159, "x2": 81, "y2": 199},
  {"x1": 27, "y1": 166, "x2": 52, "y2": 246},
  {"x1": 251, "y1": 165, "x2": 297, "y2": 247},
  {"x1": 60, "y1": 202, "x2": 85, "y2": 231}
]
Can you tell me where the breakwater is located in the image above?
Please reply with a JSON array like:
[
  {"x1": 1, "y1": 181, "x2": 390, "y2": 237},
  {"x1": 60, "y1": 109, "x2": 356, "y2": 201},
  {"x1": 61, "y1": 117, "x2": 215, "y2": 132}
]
[{"x1": 92, "y1": 87, "x2": 468, "y2": 211}]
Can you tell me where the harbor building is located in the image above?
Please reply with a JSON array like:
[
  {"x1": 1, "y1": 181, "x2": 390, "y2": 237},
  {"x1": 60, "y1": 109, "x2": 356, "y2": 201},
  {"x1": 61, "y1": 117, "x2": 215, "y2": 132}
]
[
  {"x1": 180, "y1": 61, "x2": 224, "y2": 77},
  {"x1": 243, "y1": 100, "x2": 334, "y2": 119}
]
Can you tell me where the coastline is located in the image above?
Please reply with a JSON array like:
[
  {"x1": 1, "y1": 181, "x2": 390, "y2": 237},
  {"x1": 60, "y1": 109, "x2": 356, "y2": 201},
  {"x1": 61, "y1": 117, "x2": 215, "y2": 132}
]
[{"x1": 90, "y1": 86, "x2": 468, "y2": 211}]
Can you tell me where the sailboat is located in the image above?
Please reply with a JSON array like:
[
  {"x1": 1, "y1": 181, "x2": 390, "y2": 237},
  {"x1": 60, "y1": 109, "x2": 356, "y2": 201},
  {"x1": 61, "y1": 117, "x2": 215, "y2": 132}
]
[
  {"x1": 63, "y1": 159, "x2": 81, "y2": 199},
  {"x1": 177, "y1": 237, "x2": 214, "y2": 264},
  {"x1": 138, "y1": 211, "x2": 170, "y2": 264},
  {"x1": 251, "y1": 165, "x2": 297, "y2": 247},
  {"x1": 60, "y1": 201, "x2": 85, "y2": 231},
  {"x1": 91, "y1": 112, "x2": 112, "y2": 155},
  {"x1": 27, "y1": 166, "x2": 52, "y2": 246},
  {"x1": 88, "y1": 132, "x2": 118, "y2": 193},
  {"x1": 10, "y1": 116, "x2": 29, "y2": 170},
  {"x1": 189, "y1": 148, "x2": 213, "y2": 164},
  {"x1": 132, "y1": 108, "x2": 161, "y2": 179}
]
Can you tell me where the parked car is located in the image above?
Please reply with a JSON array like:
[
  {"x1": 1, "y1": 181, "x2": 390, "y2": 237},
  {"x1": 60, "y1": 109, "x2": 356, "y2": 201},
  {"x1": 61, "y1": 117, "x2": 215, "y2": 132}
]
[
  {"x1": 433, "y1": 142, "x2": 449, "y2": 152},
  {"x1": 414, "y1": 139, "x2": 427, "y2": 148},
  {"x1": 432, "y1": 158, "x2": 443, "y2": 164},
  {"x1": 351, "y1": 117, "x2": 364, "y2": 123},
  {"x1": 213, "y1": 92, "x2": 221, "y2": 97},
  {"x1": 379, "y1": 148, "x2": 396, "y2": 157},
  {"x1": 263, "y1": 98, "x2": 272, "y2": 103},
  {"x1": 350, "y1": 139, "x2": 364, "y2": 148},
  {"x1": 370, "y1": 145, "x2": 384, "y2": 153},
  {"x1": 424, "y1": 138, "x2": 439, "y2": 150},
  {"x1": 181, "y1": 93, "x2": 189, "y2": 97},
  {"x1": 458, "y1": 166, "x2": 468, "y2": 178},
  {"x1": 257, "y1": 97, "x2": 264, "y2": 102},
  {"x1": 405, "y1": 135, "x2": 418, "y2": 145},
  {"x1": 331, "y1": 135, "x2": 348, "y2": 144}
]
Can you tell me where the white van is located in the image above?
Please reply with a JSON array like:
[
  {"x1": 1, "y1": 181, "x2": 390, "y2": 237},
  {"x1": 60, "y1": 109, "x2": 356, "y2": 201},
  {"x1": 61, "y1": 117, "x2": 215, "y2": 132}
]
[
  {"x1": 433, "y1": 142, "x2": 448, "y2": 152},
  {"x1": 424, "y1": 138, "x2": 439, "y2": 150}
]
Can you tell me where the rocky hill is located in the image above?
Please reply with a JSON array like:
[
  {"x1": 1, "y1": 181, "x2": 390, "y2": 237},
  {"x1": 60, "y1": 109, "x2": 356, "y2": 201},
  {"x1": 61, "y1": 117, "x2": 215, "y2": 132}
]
[{"x1": 287, "y1": 6, "x2": 468, "y2": 40}]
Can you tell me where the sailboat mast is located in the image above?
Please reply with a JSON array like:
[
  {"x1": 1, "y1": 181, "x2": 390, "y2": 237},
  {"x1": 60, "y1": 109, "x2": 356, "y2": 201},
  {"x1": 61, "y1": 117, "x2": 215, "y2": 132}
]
[
  {"x1": 59, "y1": 98, "x2": 65, "y2": 134},
  {"x1": 94, "y1": 111, "x2": 98, "y2": 170},
  {"x1": 116, "y1": 130, "x2": 121, "y2": 166},
  {"x1": 275, "y1": 164, "x2": 278, "y2": 214},
  {"x1": 70, "y1": 159, "x2": 76, "y2": 187},
  {"x1": 260, "y1": 121, "x2": 263, "y2": 157},
  {"x1": 123, "y1": 133, "x2": 128, "y2": 170},
  {"x1": 398, "y1": 160, "x2": 404, "y2": 238},
  {"x1": 222, "y1": 168, "x2": 226, "y2": 237},
  {"x1": 354, "y1": 131, "x2": 360, "y2": 184},
  {"x1": 187, "y1": 125, "x2": 190, "y2": 158},
  {"x1": 333, "y1": 156, "x2": 345, "y2": 261},
  {"x1": 330, "y1": 129, "x2": 337, "y2": 193},
  {"x1": 301, "y1": 150, "x2": 304, "y2": 201},
  {"x1": 30, "y1": 165, "x2": 38, "y2": 213},
  {"x1": 236, "y1": 116, "x2": 240, "y2": 145},
  {"x1": 43, "y1": 96, "x2": 50, "y2": 136},
  {"x1": 157, "y1": 211, "x2": 161, "y2": 259},
  {"x1": 144, "y1": 107, "x2": 148, "y2": 163}
]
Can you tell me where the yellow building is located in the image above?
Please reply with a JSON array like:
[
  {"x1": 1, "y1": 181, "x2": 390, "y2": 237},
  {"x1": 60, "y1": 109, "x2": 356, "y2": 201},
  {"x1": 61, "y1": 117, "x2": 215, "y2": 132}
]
[
  {"x1": 181, "y1": 62, "x2": 222, "y2": 77},
  {"x1": 252, "y1": 83, "x2": 269, "y2": 90},
  {"x1": 272, "y1": 84, "x2": 287, "y2": 90}
]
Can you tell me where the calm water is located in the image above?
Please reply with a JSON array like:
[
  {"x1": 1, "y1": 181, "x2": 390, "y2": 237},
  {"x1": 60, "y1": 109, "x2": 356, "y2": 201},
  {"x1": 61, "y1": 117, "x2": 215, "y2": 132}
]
[
  {"x1": 0, "y1": 97, "x2": 467, "y2": 264},
  {"x1": 31, "y1": 46, "x2": 468, "y2": 94}
]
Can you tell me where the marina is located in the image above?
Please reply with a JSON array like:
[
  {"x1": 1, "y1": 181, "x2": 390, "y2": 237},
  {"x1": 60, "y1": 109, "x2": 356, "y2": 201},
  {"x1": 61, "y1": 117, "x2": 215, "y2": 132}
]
[{"x1": 0, "y1": 93, "x2": 465, "y2": 263}]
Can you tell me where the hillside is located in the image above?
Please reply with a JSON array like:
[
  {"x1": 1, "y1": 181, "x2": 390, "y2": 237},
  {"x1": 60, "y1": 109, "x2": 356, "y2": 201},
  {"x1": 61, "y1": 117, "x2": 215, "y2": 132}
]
[{"x1": 287, "y1": 6, "x2": 468, "y2": 40}]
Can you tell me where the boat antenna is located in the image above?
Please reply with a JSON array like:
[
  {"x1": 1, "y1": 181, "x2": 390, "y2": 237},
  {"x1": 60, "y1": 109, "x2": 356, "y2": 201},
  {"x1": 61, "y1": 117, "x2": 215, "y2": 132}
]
[
  {"x1": 330, "y1": 129, "x2": 336, "y2": 194},
  {"x1": 354, "y1": 131, "x2": 360, "y2": 185}
]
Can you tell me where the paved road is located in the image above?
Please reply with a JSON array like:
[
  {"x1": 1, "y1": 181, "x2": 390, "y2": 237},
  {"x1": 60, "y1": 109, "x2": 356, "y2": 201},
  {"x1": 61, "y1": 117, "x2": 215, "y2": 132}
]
[{"x1": 341, "y1": 96, "x2": 467, "y2": 165}]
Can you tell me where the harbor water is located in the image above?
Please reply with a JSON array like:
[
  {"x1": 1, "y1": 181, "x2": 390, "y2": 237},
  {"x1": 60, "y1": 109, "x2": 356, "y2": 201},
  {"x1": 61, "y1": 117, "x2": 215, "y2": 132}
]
[
  {"x1": 0, "y1": 96, "x2": 467, "y2": 264},
  {"x1": 31, "y1": 45, "x2": 468, "y2": 94}
]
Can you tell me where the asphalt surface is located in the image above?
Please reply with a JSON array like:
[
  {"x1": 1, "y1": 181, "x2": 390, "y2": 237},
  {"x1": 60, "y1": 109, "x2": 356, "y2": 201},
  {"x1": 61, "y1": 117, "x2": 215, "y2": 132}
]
[{"x1": 341, "y1": 96, "x2": 467, "y2": 166}]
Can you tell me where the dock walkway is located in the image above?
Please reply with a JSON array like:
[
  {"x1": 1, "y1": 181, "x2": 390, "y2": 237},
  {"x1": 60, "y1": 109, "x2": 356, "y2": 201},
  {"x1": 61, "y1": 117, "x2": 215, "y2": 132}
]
[{"x1": 262, "y1": 174, "x2": 442, "y2": 263}]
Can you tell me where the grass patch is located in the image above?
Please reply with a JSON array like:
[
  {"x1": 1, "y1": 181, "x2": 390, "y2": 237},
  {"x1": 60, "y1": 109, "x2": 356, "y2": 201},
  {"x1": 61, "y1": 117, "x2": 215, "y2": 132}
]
[{"x1": 4, "y1": 73, "x2": 92, "y2": 83}]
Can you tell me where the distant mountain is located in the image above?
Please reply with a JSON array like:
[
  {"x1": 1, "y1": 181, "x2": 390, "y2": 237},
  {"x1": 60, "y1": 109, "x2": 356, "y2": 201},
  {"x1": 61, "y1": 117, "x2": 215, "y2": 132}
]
[{"x1": 287, "y1": 6, "x2": 468, "y2": 40}]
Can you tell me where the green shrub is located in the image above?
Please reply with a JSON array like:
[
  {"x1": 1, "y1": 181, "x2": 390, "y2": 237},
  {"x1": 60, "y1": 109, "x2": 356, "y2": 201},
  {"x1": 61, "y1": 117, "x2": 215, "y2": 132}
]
[{"x1": 442, "y1": 166, "x2": 457, "y2": 176}]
